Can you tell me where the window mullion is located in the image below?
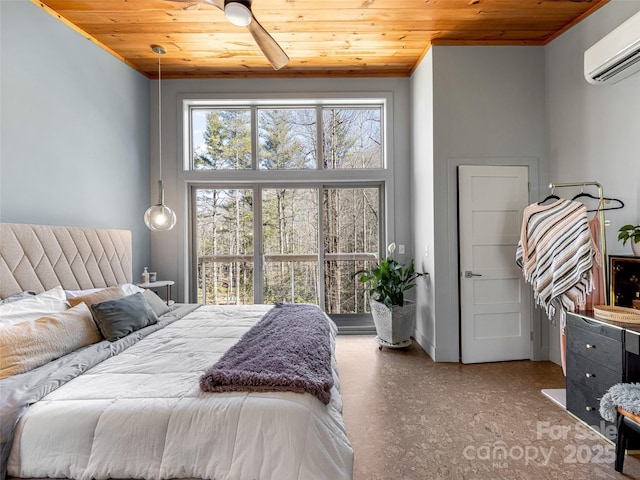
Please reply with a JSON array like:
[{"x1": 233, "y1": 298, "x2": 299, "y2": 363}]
[
  {"x1": 189, "y1": 185, "x2": 199, "y2": 303},
  {"x1": 188, "y1": 107, "x2": 195, "y2": 170},
  {"x1": 254, "y1": 185, "x2": 264, "y2": 303},
  {"x1": 316, "y1": 105, "x2": 323, "y2": 171},
  {"x1": 317, "y1": 186, "x2": 325, "y2": 310},
  {"x1": 251, "y1": 106, "x2": 258, "y2": 170},
  {"x1": 379, "y1": 184, "x2": 386, "y2": 259}
]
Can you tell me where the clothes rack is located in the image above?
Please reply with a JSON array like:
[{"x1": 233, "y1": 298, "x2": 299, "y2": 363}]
[{"x1": 548, "y1": 181, "x2": 608, "y2": 305}]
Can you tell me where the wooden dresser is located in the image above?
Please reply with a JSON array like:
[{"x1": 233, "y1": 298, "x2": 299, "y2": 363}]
[{"x1": 566, "y1": 311, "x2": 640, "y2": 439}]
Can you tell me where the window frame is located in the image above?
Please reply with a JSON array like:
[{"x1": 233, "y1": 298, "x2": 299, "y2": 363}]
[
  {"x1": 183, "y1": 96, "x2": 387, "y2": 172},
  {"x1": 180, "y1": 92, "x2": 395, "y2": 330},
  {"x1": 189, "y1": 182, "x2": 384, "y2": 307}
]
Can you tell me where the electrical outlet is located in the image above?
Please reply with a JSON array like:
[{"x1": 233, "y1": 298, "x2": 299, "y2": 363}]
[{"x1": 398, "y1": 244, "x2": 405, "y2": 254}]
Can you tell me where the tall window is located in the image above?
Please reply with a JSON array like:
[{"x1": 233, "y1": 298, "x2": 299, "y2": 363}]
[
  {"x1": 195, "y1": 188, "x2": 253, "y2": 304},
  {"x1": 186, "y1": 97, "x2": 390, "y2": 318}
]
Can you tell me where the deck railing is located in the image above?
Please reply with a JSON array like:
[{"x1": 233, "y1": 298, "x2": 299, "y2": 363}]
[{"x1": 197, "y1": 252, "x2": 377, "y2": 305}]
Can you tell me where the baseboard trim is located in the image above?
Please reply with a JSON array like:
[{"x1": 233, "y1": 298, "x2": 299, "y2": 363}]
[{"x1": 413, "y1": 328, "x2": 435, "y2": 359}]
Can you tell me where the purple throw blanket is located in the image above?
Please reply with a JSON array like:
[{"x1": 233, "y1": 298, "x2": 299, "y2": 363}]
[{"x1": 200, "y1": 303, "x2": 334, "y2": 404}]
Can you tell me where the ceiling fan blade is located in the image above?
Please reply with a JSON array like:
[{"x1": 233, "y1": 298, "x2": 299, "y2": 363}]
[
  {"x1": 246, "y1": 15, "x2": 289, "y2": 70},
  {"x1": 168, "y1": 0, "x2": 288, "y2": 70}
]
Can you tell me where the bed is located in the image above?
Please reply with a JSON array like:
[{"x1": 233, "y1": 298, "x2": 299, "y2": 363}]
[{"x1": 0, "y1": 223, "x2": 353, "y2": 480}]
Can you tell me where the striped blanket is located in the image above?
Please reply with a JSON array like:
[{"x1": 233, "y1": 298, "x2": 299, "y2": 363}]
[{"x1": 516, "y1": 198, "x2": 594, "y2": 328}]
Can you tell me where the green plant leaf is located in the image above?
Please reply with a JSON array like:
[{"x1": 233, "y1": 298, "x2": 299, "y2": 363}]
[
  {"x1": 352, "y1": 253, "x2": 424, "y2": 307},
  {"x1": 618, "y1": 224, "x2": 640, "y2": 246}
]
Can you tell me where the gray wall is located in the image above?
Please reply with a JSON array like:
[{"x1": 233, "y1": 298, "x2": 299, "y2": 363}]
[
  {"x1": 546, "y1": 0, "x2": 640, "y2": 255},
  {"x1": 411, "y1": 46, "x2": 549, "y2": 362},
  {"x1": 411, "y1": 0, "x2": 640, "y2": 364},
  {"x1": 150, "y1": 78, "x2": 413, "y2": 302},
  {"x1": 545, "y1": 0, "x2": 640, "y2": 364},
  {"x1": 0, "y1": 0, "x2": 151, "y2": 279}
]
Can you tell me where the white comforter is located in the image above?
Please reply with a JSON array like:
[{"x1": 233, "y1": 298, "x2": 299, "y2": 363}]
[{"x1": 7, "y1": 305, "x2": 353, "y2": 480}]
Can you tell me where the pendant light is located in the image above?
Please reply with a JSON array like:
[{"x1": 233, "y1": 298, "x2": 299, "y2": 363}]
[
  {"x1": 144, "y1": 44, "x2": 176, "y2": 232},
  {"x1": 224, "y1": 1, "x2": 252, "y2": 27}
]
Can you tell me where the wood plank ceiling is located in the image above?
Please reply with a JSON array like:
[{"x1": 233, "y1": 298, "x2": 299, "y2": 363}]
[{"x1": 32, "y1": 0, "x2": 609, "y2": 79}]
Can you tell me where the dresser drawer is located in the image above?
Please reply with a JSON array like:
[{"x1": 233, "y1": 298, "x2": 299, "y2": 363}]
[
  {"x1": 567, "y1": 322, "x2": 623, "y2": 372},
  {"x1": 566, "y1": 378, "x2": 612, "y2": 434},
  {"x1": 627, "y1": 329, "x2": 640, "y2": 355},
  {"x1": 568, "y1": 313, "x2": 624, "y2": 342},
  {"x1": 566, "y1": 352, "x2": 622, "y2": 396}
]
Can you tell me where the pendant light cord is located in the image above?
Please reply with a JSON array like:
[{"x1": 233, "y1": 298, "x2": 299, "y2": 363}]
[
  {"x1": 158, "y1": 49, "x2": 163, "y2": 182},
  {"x1": 144, "y1": 44, "x2": 176, "y2": 231}
]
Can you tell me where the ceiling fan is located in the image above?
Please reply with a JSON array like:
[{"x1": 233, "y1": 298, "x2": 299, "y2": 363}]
[{"x1": 167, "y1": 0, "x2": 289, "y2": 70}]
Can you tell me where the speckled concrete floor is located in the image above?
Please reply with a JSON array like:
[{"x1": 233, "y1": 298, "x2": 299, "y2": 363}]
[{"x1": 335, "y1": 336, "x2": 640, "y2": 480}]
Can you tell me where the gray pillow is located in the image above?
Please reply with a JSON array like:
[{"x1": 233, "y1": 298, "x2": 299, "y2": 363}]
[
  {"x1": 142, "y1": 288, "x2": 171, "y2": 317},
  {"x1": 90, "y1": 293, "x2": 158, "y2": 342}
]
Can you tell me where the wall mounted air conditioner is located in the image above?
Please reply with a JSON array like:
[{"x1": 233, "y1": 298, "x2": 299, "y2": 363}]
[{"x1": 584, "y1": 10, "x2": 640, "y2": 85}]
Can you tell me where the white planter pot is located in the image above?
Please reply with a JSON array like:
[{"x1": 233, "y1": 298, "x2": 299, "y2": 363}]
[
  {"x1": 632, "y1": 239, "x2": 640, "y2": 257},
  {"x1": 369, "y1": 299, "x2": 416, "y2": 345}
]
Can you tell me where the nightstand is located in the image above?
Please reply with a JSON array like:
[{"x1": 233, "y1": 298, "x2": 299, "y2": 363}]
[{"x1": 137, "y1": 280, "x2": 175, "y2": 305}]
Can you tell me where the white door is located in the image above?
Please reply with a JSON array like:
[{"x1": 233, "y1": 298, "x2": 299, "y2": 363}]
[{"x1": 459, "y1": 165, "x2": 531, "y2": 364}]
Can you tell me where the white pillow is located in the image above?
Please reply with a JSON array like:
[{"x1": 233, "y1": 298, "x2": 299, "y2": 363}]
[
  {"x1": 0, "y1": 286, "x2": 69, "y2": 326},
  {"x1": 64, "y1": 287, "x2": 102, "y2": 299},
  {"x1": 121, "y1": 283, "x2": 145, "y2": 295},
  {"x1": 0, "y1": 291, "x2": 37, "y2": 305},
  {"x1": 64, "y1": 283, "x2": 143, "y2": 299}
]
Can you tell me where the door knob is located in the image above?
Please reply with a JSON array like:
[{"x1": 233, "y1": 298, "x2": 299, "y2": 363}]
[{"x1": 464, "y1": 271, "x2": 482, "y2": 278}]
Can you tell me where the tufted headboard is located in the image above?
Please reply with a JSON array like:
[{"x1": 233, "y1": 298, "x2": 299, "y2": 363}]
[{"x1": 0, "y1": 223, "x2": 132, "y2": 299}]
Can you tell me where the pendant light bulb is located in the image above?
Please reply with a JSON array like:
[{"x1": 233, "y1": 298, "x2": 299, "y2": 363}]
[
  {"x1": 145, "y1": 180, "x2": 177, "y2": 231},
  {"x1": 145, "y1": 206, "x2": 177, "y2": 231},
  {"x1": 145, "y1": 44, "x2": 176, "y2": 232}
]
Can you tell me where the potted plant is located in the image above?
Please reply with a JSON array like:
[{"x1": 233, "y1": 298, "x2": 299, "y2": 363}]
[
  {"x1": 355, "y1": 243, "x2": 424, "y2": 348},
  {"x1": 618, "y1": 224, "x2": 640, "y2": 257}
]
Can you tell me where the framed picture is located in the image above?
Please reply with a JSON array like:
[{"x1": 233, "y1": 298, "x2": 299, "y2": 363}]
[{"x1": 610, "y1": 255, "x2": 640, "y2": 309}]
